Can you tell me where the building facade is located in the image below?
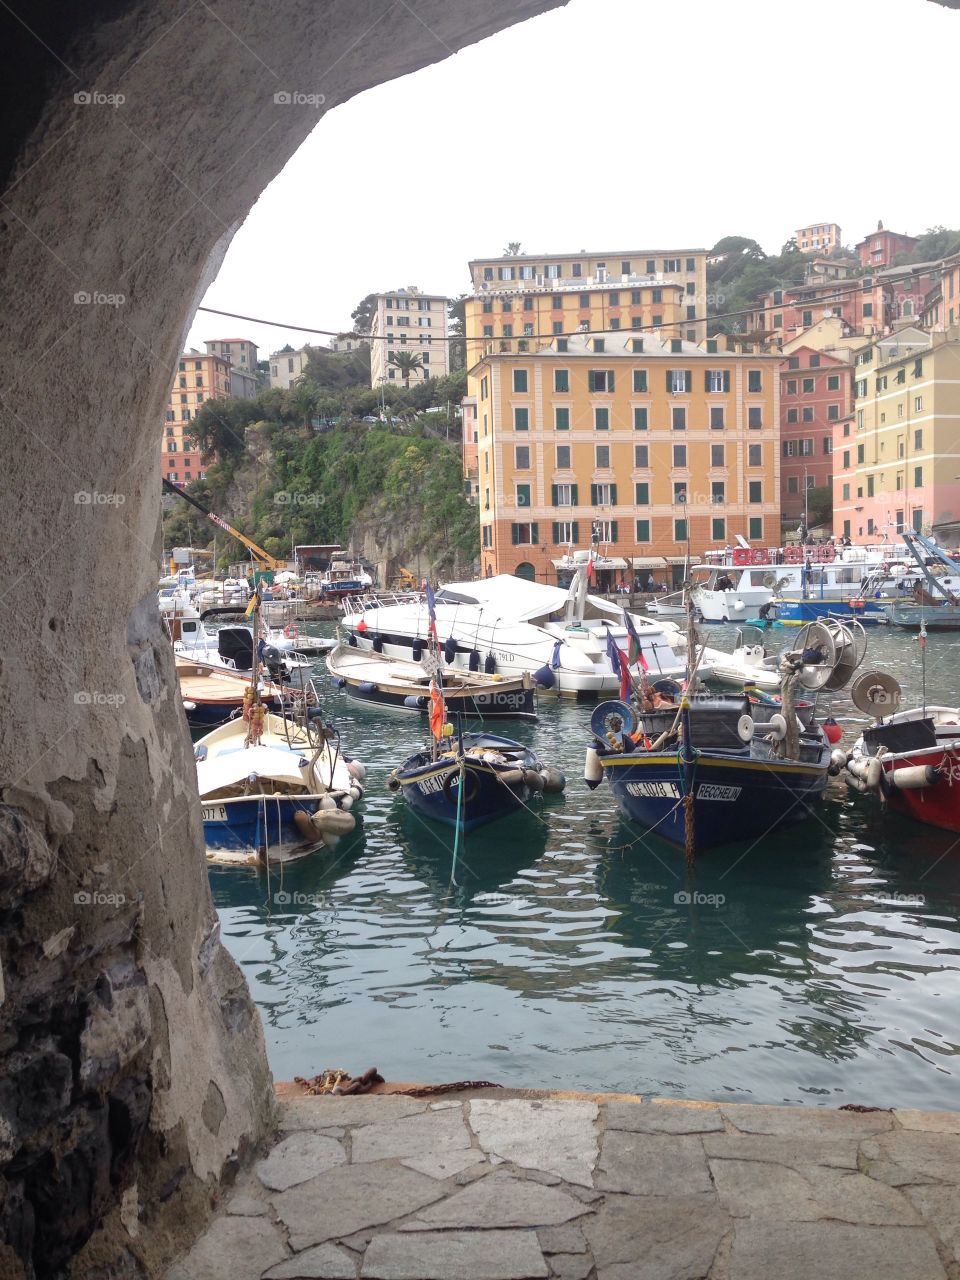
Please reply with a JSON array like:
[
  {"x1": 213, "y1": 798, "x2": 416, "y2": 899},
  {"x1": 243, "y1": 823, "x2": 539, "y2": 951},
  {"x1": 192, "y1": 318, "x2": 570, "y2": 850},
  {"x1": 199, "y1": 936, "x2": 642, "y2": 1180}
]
[
  {"x1": 855, "y1": 222, "x2": 917, "y2": 270},
  {"x1": 779, "y1": 345, "x2": 853, "y2": 523},
  {"x1": 468, "y1": 248, "x2": 708, "y2": 342},
  {"x1": 834, "y1": 328, "x2": 960, "y2": 544},
  {"x1": 269, "y1": 346, "x2": 312, "y2": 389},
  {"x1": 162, "y1": 351, "x2": 231, "y2": 485},
  {"x1": 469, "y1": 332, "x2": 780, "y2": 582},
  {"x1": 461, "y1": 395, "x2": 479, "y2": 502},
  {"x1": 795, "y1": 223, "x2": 842, "y2": 255},
  {"x1": 204, "y1": 338, "x2": 258, "y2": 373},
  {"x1": 369, "y1": 288, "x2": 450, "y2": 389}
]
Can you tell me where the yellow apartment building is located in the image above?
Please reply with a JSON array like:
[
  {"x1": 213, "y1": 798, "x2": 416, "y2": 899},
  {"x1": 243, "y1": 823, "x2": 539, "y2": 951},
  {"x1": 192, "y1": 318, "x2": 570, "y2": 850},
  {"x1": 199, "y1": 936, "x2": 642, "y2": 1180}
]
[
  {"x1": 162, "y1": 350, "x2": 232, "y2": 485},
  {"x1": 834, "y1": 327, "x2": 960, "y2": 545},
  {"x1": 467, "y1": 247, "x2": 708, "y2": 343},
  {"x1": 470, "y1": 332, "x2": 781, "y2": 583},
  {"x1": 794, "y1": 223, "x2": 842, "y2": 255},
  {"x1": 369, "y1": 287, "x2": 450, "y2": 388}
]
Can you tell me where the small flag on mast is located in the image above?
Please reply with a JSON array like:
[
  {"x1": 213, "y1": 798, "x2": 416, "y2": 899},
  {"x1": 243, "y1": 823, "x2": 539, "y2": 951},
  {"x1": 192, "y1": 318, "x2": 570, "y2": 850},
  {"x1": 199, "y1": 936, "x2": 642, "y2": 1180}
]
[
  {"x1": 621, "y1": 607, "x2": 649, "y2": 671},
  {"x1": 425, "y1": 581, "x2": 440, "y2": 648},
  {"x1": 428, "y1": 679, "x2": 445, "y2": 741}
]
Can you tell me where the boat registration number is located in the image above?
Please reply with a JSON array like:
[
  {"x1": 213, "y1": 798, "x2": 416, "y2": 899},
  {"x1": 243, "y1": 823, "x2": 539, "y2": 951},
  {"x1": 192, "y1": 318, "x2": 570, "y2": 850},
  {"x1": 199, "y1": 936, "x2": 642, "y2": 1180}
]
[
  {"x1": 625, "y1": 781, "x2": 680, "y2": 799},
  {"x1": 417, "y1": 774, "x2": 448, "y2": 795},
  {"x1": 697, "y1": 784, "x2": 742, "y2": 802},
  {"x1": 205, "y1": 805, "x2": 229, "y2": 821}
]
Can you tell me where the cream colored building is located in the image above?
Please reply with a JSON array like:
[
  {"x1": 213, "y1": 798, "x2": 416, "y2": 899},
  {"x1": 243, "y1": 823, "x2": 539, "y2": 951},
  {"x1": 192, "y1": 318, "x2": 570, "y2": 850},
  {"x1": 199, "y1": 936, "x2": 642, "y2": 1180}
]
[
  {"x1": 269, "y1": 346, "x2": 313, "y2": 390},
  {"x1": 833, "y1": 327, "x2": 960, "y2": 544},
  {"x1": 468, "y1": 248, "x2": 708, "y2": 342},
  {"x1": 369, "y1": 288, "x2": 450, "y2": 389},
  {"x1": 205, "y1": 338, "x2": 258, "y2": 373}
]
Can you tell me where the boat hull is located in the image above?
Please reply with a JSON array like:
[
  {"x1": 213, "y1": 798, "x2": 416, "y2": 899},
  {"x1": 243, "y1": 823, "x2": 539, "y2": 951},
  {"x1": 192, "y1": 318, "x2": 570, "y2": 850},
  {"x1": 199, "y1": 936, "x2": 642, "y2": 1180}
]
[
  {"x1": 184, "y1": 694, "x2": 281, "y2": 730},
  {"x1": 882, "y1": 603, "x2": 960, "y2": 631},
  {"x1": 880, "y1": 749, "x2": 960, "y2": 831},
  {"x1": 774, "y1": 599, "x2": 888, "y2": 625},
  {"x1": 341, "y1": 678, "x2": 537, "y2": 720},
  {"x1": 601, "y1": 750, "x2": 829, "y2": 850},
  {"x1": 202, "y1": 795, "x2": 326, "y2": 863},
  {"x1": 398, "y1": 759, "x2": 529, "y2": 831}
]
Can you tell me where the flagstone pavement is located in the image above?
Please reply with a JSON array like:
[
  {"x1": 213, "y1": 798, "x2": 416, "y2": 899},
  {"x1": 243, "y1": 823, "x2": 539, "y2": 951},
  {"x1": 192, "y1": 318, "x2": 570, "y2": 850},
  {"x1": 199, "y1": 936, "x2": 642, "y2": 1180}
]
[{"x1": 168, "y1": 1088, "x2": 960, "y2": 1280}]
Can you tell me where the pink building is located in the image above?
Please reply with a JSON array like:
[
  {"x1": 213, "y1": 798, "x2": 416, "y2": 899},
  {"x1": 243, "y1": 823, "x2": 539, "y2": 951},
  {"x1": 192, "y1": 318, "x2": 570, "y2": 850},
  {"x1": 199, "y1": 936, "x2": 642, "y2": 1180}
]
[
  {"x1": 855, "y1": 222, "x2": 918, "y2": 270},
  {"x1": 780, "y1": 347, "x2": 853, "y2": 521}
]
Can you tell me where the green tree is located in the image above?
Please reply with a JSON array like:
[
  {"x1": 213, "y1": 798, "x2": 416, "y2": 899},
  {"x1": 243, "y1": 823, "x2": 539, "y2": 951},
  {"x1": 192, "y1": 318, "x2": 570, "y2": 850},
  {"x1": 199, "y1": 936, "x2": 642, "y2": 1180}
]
[
  {"x1": 351, "y1": 293, "x2": 377, "y2": 334},
  {"x1": 503, "y1": 242, "x2": 523, "y2": 256},
  {"x1": 388, "y1": 350, "x2": 424, "y2": 388},
  {"x1": 448, "y1": 294, "x2": 467, "y2": 371}
]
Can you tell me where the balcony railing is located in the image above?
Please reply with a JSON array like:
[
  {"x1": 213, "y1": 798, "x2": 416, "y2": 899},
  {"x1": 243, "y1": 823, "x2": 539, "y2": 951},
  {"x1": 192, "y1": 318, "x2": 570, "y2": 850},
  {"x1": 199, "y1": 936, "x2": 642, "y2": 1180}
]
[{"x1": 472, "y1": 272, "x2": 678, "y2": 296}]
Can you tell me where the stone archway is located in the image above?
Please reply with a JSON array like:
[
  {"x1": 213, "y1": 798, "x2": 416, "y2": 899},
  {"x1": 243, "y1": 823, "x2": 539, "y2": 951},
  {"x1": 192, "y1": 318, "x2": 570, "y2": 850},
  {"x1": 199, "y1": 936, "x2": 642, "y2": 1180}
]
[{"x1": 0, "y1": 3, "x2": 560, "y2": 1275}]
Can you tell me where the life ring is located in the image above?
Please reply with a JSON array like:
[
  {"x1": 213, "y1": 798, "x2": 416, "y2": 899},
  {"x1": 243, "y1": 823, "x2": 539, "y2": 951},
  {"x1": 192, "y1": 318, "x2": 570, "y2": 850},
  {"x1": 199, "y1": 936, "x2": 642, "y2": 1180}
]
[
  {"x1": 815, "y1": 544, "x2": 836, "y2": 562},
  {"x1": 284, "y1": 623, "x2": 300, "y2": 639},
  {"x1": 442, "y1": 765, "x2": 480, "y2": 806},
  {"x1": 784, "y1": 545, "x2": 803, "y2": 564},
  {"x1": 733, "y1": 548, "x2": 750, "y2": 566}
]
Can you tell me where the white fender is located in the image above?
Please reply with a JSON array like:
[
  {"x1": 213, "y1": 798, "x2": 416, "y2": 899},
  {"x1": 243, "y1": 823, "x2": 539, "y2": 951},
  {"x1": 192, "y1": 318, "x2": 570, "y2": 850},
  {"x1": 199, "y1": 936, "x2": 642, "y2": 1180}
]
[
  {"x1": 312, "y1": 808, "x2": 356, "y2": 838},
  {"x1": 584, "y1": 746, "x2": 603, "y2": 789},
  {"x1": 737, "y1": 715, "x2": 755, "y2": 743},
  {"x1": 887, "y1": 764, "x2": 938, "y2": 790},
  {"x1": 846, "y1": 757, "x2": 882, "y2": 789},
  {"x1": 347, "y1": 759, "x2": 367, "y2": 782}
]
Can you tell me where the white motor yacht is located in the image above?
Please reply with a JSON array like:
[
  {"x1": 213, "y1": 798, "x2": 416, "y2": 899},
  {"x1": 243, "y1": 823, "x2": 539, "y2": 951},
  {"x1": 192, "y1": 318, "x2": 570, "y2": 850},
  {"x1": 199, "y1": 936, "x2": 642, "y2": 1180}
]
[{"x1": 340, "y1": 553, "x2": 707, "y2": 699}]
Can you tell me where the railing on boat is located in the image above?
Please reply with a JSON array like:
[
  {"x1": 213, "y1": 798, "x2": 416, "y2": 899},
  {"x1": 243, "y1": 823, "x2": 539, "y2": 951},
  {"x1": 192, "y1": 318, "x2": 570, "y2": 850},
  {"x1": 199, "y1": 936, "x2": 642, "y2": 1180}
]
[{"x1": 341, "y1": 590, "x2": 423, "y2": 615}]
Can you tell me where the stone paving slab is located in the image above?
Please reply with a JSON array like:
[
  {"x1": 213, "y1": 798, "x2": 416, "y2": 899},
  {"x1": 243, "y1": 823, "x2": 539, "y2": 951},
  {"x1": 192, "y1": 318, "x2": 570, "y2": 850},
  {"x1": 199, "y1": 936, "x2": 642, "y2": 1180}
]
[{"x1": 168, "y1": 1091, "x2": 960, "y2": 1280}]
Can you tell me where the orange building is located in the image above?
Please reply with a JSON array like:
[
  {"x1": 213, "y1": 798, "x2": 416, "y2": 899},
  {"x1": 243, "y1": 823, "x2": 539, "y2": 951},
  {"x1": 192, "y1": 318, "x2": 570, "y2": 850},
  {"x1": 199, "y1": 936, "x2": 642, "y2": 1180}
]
[
  {"x1": 162, "y1": 350, "x2": 231, "y2": 485},
  {"x1": 470, "y1": 332, "x2": 781, "y2": 583}
]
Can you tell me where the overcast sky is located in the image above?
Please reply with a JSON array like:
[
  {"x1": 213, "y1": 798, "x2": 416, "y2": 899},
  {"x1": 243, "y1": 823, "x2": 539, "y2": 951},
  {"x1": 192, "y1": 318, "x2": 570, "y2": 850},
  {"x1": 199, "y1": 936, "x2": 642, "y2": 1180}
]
[{"x1": 187, "y1": 0, "x2": 958, "y2": 359}]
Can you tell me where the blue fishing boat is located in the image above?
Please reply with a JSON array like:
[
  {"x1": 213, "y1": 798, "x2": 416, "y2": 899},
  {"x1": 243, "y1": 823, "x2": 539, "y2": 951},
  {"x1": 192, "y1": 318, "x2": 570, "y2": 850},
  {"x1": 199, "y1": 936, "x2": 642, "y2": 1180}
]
[
  {"x1": 176, "y1": 656, "x2": 283, "y2": 729},
  {"x1": 585, "y1": 617, "x2": 864, "y2": 856},
  {"x1": 390, "y1": 730, "x2": 563, "y2": 832}
]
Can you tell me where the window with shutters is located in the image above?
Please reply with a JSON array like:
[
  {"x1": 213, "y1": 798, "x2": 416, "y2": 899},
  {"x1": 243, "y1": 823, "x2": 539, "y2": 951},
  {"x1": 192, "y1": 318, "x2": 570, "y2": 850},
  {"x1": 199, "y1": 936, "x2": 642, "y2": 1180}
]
[
  {"x1": 748, "y1": 370, "x2": 762, "y2": 392},
  {"x1": 748, "y1": 407, "x2": 763, "y2": 429},
  {"x1": 827, "y1": 374, "x2": 840, "y2": 391},
  {"x1": 783, "y1": 441, "x2": 796, "y2": 457},
  {"x1": 588, "y1": 369, "x2": 614, "y2": 392},
  {"x1": 553, "y1": 520, "x2": 578, "y2": 544},
  {"x1": 556, "y1": 444, "x2": 571, "y2": 468},
  {"x1": 823, "y1": 437, "x2": 833, "y2": 455},
  {"x1": 710, "y1": 406, "x2": 725, "y2": 429},
  {"x1": 594, "y1": 407, "x2": 610, "y2": 430},
  {"x1": 634, "y1": 444, "x2": 649, "y2": 467},
  {"x1": 748, "y1": 481, "x2": 762, "y2": 503},
  {"x1": 706, "y1": 370, "x2": 729, "y2": 393},
  {"x1": 711, "y1": 444, "x2": 724, "y2": 467},
  {"x1": 515, "y1": 446, "x2": 530, "y2": 469},
  {"x1": 802, "y1": 407, "x2": 813, "y2": 422},
  {"x1": 594, "y1": 519, "x2": 618, "y2": 542},
  {"x1": 513, "y1": 369, "x2": 527, "y2": 392},
  {"x1": 748, "y1": 517, "x2": 763, "y2": 540},
  {"x1": 552, "y1": 483, "x2": 577, "y2": 506},
  {"x1": 595, "y1": 447, "x2": 610, "y2": 470},
  {"x1": 787, "y1": 476, "x2": 798, "y2": 494},
  {"x1": 802, "y1": 377, "x2": 814, "y2": 394},
  {"x1": 555, "y1": 406, "x2": 570, "y2": 430},
  {"x1": 594, "y1": 338, "x2": 605, "y2": 352},
  {"x1": 592, "y1": 481, "x2": 616, "y2": 504},
  {"x1": 636, "y1": 519, "x2": 651, "y2": 541},
  {"x1": 674, "y1": 518, "x2": 688, "y2": 540},
  {"x1": 842, "y1": 483, "x2": 850, "y2": 501},
  {"x1": 711, "y1": 482, "x2": 725, "y2": 505},
  {"x1": 802, "y1": 310, "x2": 812, "y2": 327},
  {"x1": 673, "y1": 444, "x2": 687, "y2": 468},
  {"x1": 857, "y1": 444, "x2": 865, "y2": 463},
  {"x1": 552, "y1": 294, "x2": 563, "y2": 308},
  {"x1": 914, "y1": 466, "x2": 923, "y2": 487},
  {"x1": 555, "y1": 368, "x2": 569, "y2": 392},
  {"x1": 556, "y1": 337, "x2": 568, "y2": 352},
  {"x1": 631, "y1": 338, "x2": 644, "y2": 353},
  {"x1": 748, "y1": 444, "x2": 762, "y2": 466},
  {"x1": 828, "y1": 404, "x2": 839, "y2": 420},
  {"x1": 787, "y1": 408, "x2": 798, "y2": 424},
  {"x1": 673, "y1": 481, "x2": 688, "y2": 504},
  {"x1": 633, "y1": 369, "x2": 648, "y2": 392},
  {"x1": 516, "y1": 483, "x2": 531, "y2": 508},
  {"x1": 712, "y1": 517, "x2": 726, "y2": 540},
  {"x1": 667, "y1": 369, "x2": 691, "y2": 393},
  {"x1": 635, "y1": 482, "x2": 649, "y2": 504},
  {"x1": 514, "y1": 407, "x2": 529, "y2": 430},
  {"x1": 634, "y1": 407, "x2": 648, "y2": 430},
  {"x1": 511, "y1": 522, "x2": 538, "y2": 545},
  {"x1": 914, "y1": 429, "x2": 923, "y2": 449},
  {"x1": 672, "y1": 406, "x2": 686, "y2": 431}
]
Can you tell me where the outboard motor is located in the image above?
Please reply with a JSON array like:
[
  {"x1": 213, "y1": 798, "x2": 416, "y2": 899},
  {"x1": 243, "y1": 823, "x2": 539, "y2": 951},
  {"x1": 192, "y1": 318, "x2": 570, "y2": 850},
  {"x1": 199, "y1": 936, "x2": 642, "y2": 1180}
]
[{"x1": 261, "y1": 644, "x2": 286, "y2": 681}]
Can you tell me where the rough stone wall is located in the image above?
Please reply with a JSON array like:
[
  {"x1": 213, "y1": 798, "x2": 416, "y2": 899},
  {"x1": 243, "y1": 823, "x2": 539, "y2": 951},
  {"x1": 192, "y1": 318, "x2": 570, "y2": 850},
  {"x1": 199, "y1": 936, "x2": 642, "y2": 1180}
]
[{"x1": 0, "y1": 1, "x2": 561, "y2": 1275}]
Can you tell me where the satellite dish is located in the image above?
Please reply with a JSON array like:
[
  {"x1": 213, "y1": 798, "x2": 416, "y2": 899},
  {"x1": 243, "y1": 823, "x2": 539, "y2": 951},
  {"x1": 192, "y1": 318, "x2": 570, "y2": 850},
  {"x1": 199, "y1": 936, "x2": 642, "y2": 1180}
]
[
  {"x1": 794, "y1": 622, "x2": 837, "y2": 690},
  {"x1": 850, "y1": 670, "x2": 902, "y2": 719}
]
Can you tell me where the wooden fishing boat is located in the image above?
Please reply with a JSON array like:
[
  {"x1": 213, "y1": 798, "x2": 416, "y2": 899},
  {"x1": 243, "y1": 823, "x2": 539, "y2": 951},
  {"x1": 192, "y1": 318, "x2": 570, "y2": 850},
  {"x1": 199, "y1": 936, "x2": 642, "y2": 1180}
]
[
  {"x1": 195, "y1": 710, "x2": 364, "y2": 864},
  {"x1": 175, "y1": 657, "x2": 282, "y2": 729},
  {"x1": 326, "y1": 642, "x2": 537, "y2": 720},
  {"x1": 584, "y1": 616, "x2": 864, "y2": 856},
  {"x1": 389, "y1": 730, "x2": 564, "y2": 832}
]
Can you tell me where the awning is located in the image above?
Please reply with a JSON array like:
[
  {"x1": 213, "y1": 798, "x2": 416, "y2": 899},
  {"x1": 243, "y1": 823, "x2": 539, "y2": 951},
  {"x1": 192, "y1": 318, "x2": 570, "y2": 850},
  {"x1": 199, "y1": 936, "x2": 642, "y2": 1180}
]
[
  {"x1": 594, "y1": 557, "x2": 628, "y2": 570},
  {"x1": 632, "y1": 556, "x2": 667, "y2": 569}
]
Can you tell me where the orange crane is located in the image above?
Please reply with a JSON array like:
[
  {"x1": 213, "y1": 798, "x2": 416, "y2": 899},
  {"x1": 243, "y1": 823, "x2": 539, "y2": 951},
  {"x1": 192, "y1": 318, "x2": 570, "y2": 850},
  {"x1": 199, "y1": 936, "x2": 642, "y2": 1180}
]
[{"x1": 162, "y1": 478, "x2": 285, "y2": 574}]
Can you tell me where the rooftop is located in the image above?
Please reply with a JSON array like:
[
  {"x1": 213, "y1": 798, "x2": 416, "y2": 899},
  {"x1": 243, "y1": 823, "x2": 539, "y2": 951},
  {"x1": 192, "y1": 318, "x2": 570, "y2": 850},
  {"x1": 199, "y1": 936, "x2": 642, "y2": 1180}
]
[
  {"x1": 468, "y1": 247, "x2": 706, "y2": 267},
  {"x1": 471, "y1": 331, "x2": 778, "y2": 366}
]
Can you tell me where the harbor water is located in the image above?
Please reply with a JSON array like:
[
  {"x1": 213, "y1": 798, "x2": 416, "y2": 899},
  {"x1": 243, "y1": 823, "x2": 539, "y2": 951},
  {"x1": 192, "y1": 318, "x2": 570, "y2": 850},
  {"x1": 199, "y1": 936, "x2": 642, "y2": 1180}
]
[{"x1": 209, "y1": 620, "x2": 960, "y2": 1108}]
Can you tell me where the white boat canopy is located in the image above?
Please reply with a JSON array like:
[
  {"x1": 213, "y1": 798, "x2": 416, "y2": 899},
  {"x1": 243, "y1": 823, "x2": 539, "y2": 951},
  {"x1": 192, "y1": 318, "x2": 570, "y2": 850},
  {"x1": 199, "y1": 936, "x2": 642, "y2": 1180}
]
[{"x1": 197, "y1": 745, "x2": 307, "y2": 798}]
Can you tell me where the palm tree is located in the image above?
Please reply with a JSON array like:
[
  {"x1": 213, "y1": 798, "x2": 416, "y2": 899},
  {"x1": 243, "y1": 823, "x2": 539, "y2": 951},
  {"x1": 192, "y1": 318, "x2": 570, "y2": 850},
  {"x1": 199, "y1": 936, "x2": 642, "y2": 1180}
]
[
  {"x1": 387, "y1": 350, "x2": 424, "y2": 389},
  {"x1": 503, "y1": 241, "x2": 523, "y2": 256}
]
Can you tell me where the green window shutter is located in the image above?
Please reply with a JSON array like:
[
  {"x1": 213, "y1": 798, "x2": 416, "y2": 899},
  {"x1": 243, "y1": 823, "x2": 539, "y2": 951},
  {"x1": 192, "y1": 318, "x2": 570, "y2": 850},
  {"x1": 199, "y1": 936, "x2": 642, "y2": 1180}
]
[
  {"x1": 635, "y1": 483, "x2": 649, "y2": 504},
  {"x1": 572, "y1": 521, "x2": 579, "y2": 543},
  {"x1": 636, "y1": 519, "x2": 649, "y2": 541},
  {"x1": 552, "y1": 522, "x2": 560, "y2": 543},
  {"x1": 610, "y1": 520, "x2": 618, "y2": 543},
  {"x1": 556, "y1": 407, "x2": 570, "y2": 430},
  {"x1": 610, "y1": 483, "x2": 618, "y2": 505},
  {"x1": 571, "y1": 483, "x2": 578, "y2": 505},
  {"x1": 665, "y1": 370, "x2": 673, "y2": 390},
  {"x1": 590, "y1": 483, "x2": 599, "y2": 505},
  {"x1": 608, "y1": 371, "x2": 615, "y2": 391},
  {"x1": 684, "y1": 370, "x2": 692, "y2": 392},
  {"x1": 511, "y1": 523, "x2": 519, "y2": 545},
  {"x1": 551, "y1": 484, "x2": 559, "y2": 505},
  {"x1": 531, "y1": 522, "x2": 539, "y2": 544},
  {"x1": 634, "y1": 407, "x2": 647, "y2": 430},
  {"x1": 704, "y1": 371, "x2": 710, "y2": 392},
  {"x1": 587, "y1": 371, "x2": 597, "y2": 392},
  {"x1": 723, "y1": 371, "x2": 730, "y2": 392}
]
